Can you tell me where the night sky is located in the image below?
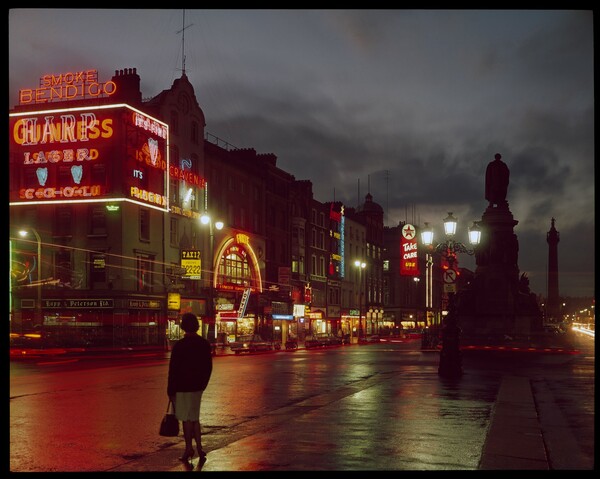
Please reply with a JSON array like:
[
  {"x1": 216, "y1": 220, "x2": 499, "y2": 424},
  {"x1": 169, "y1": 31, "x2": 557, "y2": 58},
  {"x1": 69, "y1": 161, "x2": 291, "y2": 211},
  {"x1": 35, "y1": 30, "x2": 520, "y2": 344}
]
[{"x1": 8, "y1": 9, "x2": 594, "y2": 298}]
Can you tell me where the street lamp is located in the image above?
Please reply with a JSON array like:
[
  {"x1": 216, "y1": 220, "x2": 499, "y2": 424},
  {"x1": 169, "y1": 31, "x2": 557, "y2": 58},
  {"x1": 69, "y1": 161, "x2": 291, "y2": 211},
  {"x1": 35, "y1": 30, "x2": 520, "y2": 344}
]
[
  {"x1": 413, "y1": 276, "x2": 420, "y2": 327},
  {"x1": 354, "y1": 260, "x2": 366, "y2": 340},
  {"x1": 200, "y1": 213, "x2": 224, "y2": 341},
  {"x1": 420, "y1": 213, "x2": 481, "y2": 378},
  {"x1": 18, "y1": 228, "x2": 42, "y2": 336}
]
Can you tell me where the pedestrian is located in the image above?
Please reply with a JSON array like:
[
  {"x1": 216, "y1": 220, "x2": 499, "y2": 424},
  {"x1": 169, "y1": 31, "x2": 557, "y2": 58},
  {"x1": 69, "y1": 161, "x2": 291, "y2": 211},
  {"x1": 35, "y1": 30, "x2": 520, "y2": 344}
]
[{"x1": 167, "y1": 313, "x2": 213, "y2": 467}]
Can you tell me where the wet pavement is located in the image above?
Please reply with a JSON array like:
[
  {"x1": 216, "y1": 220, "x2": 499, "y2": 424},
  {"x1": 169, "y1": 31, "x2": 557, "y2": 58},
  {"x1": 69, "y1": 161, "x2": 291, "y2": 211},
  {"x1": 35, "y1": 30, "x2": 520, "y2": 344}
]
[{"x1": 10, "y1": 332, "x2": 594, "y2": 472}]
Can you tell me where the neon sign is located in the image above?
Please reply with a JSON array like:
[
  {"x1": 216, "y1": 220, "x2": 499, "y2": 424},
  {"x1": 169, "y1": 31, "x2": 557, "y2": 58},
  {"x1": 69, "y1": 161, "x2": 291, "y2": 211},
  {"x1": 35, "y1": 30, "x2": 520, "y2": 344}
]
[
  {"x1": 400, "y1": 223, "x2": 419, "y2": 276},
  {"x1": 10, "y1": 104, "x2": 168, "y2": 211},
  {"x1": 18, "y1": 70, "x2": 117, "y2": 105}
]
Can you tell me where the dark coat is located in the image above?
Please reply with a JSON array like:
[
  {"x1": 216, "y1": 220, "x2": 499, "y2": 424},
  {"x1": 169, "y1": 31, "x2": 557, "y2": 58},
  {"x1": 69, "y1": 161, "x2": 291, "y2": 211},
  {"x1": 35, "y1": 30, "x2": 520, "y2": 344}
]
[{"x1": 167, "y1": 333, "x2": 213, "y2": 396}]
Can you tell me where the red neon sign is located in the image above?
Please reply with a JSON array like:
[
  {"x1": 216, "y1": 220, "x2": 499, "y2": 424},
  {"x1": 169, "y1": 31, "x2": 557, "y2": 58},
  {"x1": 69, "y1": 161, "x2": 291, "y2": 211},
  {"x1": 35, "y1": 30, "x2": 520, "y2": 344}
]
[
  {"x1": 18, "y1": 69, "x2": 117, "y2": 105},
  {"x1": 400, "y1": 223, "x2": 419, "y2": 276}
]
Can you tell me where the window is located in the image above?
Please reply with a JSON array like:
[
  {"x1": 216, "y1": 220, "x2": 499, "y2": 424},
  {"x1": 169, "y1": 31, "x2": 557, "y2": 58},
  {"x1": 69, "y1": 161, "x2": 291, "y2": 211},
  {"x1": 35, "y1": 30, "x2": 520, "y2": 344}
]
[
  {"x1": 319, "y1": 212, "x2": 325, "y2": 227},
  {"x1": 292, "y1": 256, "x2": 299, "y2": 273},
  {"x1": 170, "y1": 110, "x2": 179, "y2": 135},
  {"x1": 90, "y1": 251, "x2": 106, "y2": 285},
  {"x1": 319, "y1": 256, "x2": 325, "y2": 276},
  {"x1": 55, "y1": 249, "x2": 72, "y2": 286},
  {"x1": 191, "y1": 120, "x2": 199, "y2": 144},
  {"x1": 311, "y1": 254, "x2": 317, "y2": 275},
  {"x1": 54, "y1": 206, "x2": 72, "y2": 237},
  {"x1": 311, "y1": 228, "x2": 316, "y2": 247},
  {"x1": 89, "y1": 206, "x2": 107, "y2": 236},
  {"x1": 136, "y1": 254, "x2": 154, "y2": 292},
  {"x1": 169, "y1": 178, "x2": 179, "y2": 205},
  {"x1": 299, "y1": 255, "x2": 305, "y2": 274},
  {"x1": 170, "y1": 217, "x2": 179, "y2": 246},
  {"x1": 140, "y1": 208, "x2": 150, "y2": 241},
  {"x1": 219, "y1": 250, "x2": 251, "y2": 287},
  {"x1": 319, "y1": 231, "x2": 325, "y2": 249},
  {"x1": 383, "y1": 259, "x2": 389, "y2": 271},
  {"x1": 91, "y1": 163, "x2": 106, "y2": 185}
]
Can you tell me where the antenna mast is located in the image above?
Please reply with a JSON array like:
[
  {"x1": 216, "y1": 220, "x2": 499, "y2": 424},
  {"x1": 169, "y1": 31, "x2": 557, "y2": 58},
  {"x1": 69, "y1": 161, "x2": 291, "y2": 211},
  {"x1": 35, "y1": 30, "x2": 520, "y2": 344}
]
[{"x1": 177, "y1": 9, "x2": 194, "y2": 74}]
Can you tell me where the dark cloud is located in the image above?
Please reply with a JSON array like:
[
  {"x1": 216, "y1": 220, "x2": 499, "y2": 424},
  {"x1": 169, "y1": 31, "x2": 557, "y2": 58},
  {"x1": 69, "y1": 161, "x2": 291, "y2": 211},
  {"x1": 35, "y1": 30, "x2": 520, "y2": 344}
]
[{"x1": 8, "y1": 9, "x2": 594, "y2": 298}]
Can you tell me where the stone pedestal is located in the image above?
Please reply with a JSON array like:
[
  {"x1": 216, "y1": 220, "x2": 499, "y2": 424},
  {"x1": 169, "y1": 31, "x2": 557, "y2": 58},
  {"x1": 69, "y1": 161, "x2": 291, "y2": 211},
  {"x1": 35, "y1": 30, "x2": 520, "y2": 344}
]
[{"x1": 457, "y1": 203, "x2": 542, "y2": 342}]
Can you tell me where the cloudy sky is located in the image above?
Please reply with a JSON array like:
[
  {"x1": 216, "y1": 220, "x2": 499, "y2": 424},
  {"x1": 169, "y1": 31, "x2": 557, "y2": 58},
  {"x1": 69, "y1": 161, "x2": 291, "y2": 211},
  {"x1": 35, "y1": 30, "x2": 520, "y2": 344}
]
[{"x1": 8, "y1": 9, "x2": 594, "y2": 299}]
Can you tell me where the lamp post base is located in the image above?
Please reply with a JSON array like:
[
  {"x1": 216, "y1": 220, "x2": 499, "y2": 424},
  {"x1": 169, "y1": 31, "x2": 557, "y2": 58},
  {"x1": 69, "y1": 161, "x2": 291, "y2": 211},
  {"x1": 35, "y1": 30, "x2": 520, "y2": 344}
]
[{"x1": 438, "y1": 315, "x2": 462, "y2": 378}]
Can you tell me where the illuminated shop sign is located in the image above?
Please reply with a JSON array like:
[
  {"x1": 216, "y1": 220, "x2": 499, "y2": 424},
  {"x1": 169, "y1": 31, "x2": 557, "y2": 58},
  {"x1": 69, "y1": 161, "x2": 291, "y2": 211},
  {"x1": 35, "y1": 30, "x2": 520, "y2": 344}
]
[
  {"x1": 400, "y1": 223, "x2": 419, "y2": 276},
  {"x1": 18, "y1": 69, "x2": 117, "y2": 105},
  {"x1": 9, "y1": 104, "x2": 168, "y2": 211},
  {"x1": 329, "y1": 203, "x2": 344, "y2": 278},
  {"x1": 43, "y1": 299, "x2": 114, "y2": 308},
  {"x1": 181, "y1": 250, "x2": 201, "y2": 280}
]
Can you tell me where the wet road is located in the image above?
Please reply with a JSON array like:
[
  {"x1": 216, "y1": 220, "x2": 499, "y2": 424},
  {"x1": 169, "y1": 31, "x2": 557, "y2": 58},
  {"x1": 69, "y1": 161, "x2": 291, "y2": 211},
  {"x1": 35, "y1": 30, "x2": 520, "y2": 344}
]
[{"x1": 9, "y1": 332, "x2": 594, "y2": 471}]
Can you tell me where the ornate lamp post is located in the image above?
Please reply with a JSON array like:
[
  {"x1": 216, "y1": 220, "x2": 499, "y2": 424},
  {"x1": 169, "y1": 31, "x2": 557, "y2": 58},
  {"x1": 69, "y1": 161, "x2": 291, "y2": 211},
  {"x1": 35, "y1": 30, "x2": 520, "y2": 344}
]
[
  {"x1": 200, "y1": 213, "x2": 224, "y2": 342},
  {"x1": 354, "y1": 260, "x2": 366, "y2": 340},
  {"x1": 421, "y1": 213, "x2": 481, "y2": 377},
  {"x1": 18, "y1": 228, "x2": 42, "y2": 336}
]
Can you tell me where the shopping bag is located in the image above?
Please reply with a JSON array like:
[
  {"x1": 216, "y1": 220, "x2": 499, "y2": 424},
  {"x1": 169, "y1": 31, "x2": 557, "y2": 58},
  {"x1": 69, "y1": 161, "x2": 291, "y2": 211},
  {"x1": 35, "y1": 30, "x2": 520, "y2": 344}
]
[{"x1": 159, "y1": 399, "x2": 179, "y2": 437}]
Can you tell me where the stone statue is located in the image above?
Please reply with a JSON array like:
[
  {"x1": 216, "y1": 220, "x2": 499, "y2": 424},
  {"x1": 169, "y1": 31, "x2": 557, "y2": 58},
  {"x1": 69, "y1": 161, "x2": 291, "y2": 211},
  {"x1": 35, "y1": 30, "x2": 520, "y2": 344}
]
[{"x1": 485, "y1": 153, "x2": 510, "y2": 207}]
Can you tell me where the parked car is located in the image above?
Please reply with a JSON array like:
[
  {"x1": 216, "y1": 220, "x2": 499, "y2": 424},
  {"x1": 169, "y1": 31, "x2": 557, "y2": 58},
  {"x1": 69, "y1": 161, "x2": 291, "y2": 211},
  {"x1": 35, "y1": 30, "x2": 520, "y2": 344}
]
[
  {"x1": 229, "y1": 334, "x2": 274, "y2": 354},
  {"x1": 304, "y1": 333, "x2": 343, "y2": 348}
]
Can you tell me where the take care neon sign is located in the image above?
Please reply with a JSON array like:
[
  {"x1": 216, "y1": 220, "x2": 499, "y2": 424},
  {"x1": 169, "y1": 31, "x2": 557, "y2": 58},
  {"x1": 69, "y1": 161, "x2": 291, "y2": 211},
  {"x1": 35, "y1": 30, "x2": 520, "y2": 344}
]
[{"x1": 18, "y1": 69, "x2": 117, "y2": 105}]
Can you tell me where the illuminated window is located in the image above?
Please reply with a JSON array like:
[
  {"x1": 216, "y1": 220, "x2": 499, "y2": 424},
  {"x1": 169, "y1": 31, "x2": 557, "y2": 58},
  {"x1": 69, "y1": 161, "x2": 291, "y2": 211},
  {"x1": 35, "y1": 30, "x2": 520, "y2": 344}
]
[
  {"x1": 299, "y1": 255, "x2": 305, "y2": 274},
  {"x1": 140, "y1": 208, "x2": 150, "y2": 242},
  {"x1": 383, "y1": 259, "x2": 389, "y2": 271},
  {"x1": 220, "y1": 251, "x2": 251, "y2": 287},
  {"x1": 292, "y1": 256, "x2": 299, "y2": 273}
]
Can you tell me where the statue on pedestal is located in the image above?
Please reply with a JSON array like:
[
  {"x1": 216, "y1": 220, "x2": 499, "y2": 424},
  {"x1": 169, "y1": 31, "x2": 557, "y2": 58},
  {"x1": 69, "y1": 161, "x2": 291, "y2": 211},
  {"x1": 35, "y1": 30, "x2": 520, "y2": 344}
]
[{"x1": 485, "y1": 153, "x2": 509, "y2": 208}]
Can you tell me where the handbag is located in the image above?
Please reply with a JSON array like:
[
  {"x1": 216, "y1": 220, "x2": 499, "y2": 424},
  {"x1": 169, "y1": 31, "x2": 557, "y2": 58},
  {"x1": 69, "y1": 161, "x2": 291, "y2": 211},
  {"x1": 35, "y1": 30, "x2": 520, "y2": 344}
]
[{"x1": 159, "y1": 399, "x2": 180, "y2": 437}]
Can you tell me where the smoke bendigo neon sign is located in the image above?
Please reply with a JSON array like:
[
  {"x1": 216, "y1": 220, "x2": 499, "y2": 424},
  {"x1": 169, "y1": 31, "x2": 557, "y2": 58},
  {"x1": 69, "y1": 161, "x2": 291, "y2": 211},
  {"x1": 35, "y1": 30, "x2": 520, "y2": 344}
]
[
  {"x1": 9, "y1": 104, "x2": 169, "y2": 210},
  {"x1": 18, "y1": 69, "x2": 117, "y2": 105}
]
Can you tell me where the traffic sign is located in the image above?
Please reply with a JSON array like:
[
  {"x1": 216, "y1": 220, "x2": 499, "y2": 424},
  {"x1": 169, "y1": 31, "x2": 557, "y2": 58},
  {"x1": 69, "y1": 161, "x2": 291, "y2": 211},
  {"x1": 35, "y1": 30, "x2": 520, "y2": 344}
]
[{"x1": 443, "y1": 269, "x2": 457, "y2": 283}]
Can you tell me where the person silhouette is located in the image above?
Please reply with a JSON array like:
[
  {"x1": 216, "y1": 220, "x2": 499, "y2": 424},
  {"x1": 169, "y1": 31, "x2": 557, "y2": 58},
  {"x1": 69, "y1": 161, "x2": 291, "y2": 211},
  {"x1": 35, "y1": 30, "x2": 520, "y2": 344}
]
[{"x1": 485, "y1": 153, "x2": 509, "y2": 207}]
